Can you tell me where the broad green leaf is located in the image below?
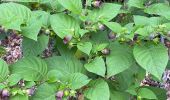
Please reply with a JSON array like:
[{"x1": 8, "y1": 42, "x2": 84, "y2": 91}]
[
  {"x1": 84, "y1": 79, "x2": 110, "y2": 100},
  {"x1": 106, "y1": 43, "x2": 135, "y2": 78},
  {"x1": 133, "y1": 43, "x2": 168, "y2": 79},
  {"x1": 50, "y1": 14, "x2": 80, "y2": 38},
  {"x1": 8, "y1": 74, "x2": 22, "y2": 86},
  {"x1": 4, "y1": 0, "x2": 39, "y2": 2},
  {"x1": 62, "y1": 73, "x2": 90, "y2": 90},
  {"x1": 22, "y1": 35, "x2": 49, "y2": 56},
  {"x1": 88, "y1": 3, "x2": 121, "y2": 22},
  {"x1": 84, "y1": 57, "x2": 106, "y2": 77},
  {"x1": 45, "y1": 40, "x2": 86, "y2": 75},
  {"x1": 58, "y1": 0, "x2": 82, "y2": 14},
  {"x1": 104, "y1": 22, "x2": 123, "y2": 33},
  {"x1": 0, "y1": 2, "x2": 31, "y2": 30},
  {"x1": 32, "y1": 83, "x2": 56, "y2": 100},
  {"x1": 137, "y1": 88, "x2": 157, "y2": 99},
  {"x1": 21, "y1": 18, "x2": 42, "y2": 41},
  {"x1": 128, "y1": 0, "x2": 146, "y2": 8},
  {"x1": 32, "y1": 10, "x2": 50, "y2": 27},
  {"x1": 77, "y1": 42, "x2": 92, "y2": 55},
  {"x1": 47, "y1": 70, "x2": 65, "y2": 83},
  {"x1": 92, "y1": 43, "x2": 108, "y2": 53},
  {"x1": 0, "y1": 59, "x2": 9, "y2": 82},
  {"x1": 45, "y1": 56, "x2": 86, "y2": 75},
  {"x1": 144, "y1": 3, "x2": 170, "y2": 20},
  {"x1": 10, "y1": 57, "x2": 48, "y2": 81},
  {"x1": 134, "y1": 15, "x2": 166, "y2": 26},
  {"x1": 10, "y1": 94, "x2": 28, "y2": 100},
  {"x1": 110, "y1": 90, "x2": 130, "y2": 100},
  {"x1": 135, "y1": 26, "x2": 154, "y2": 36}
]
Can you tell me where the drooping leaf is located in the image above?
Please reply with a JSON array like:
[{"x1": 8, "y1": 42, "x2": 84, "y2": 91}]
[
  {"x1": 84, "y1": 79, "x2": 110, "y2": 100},
  {"x1": 106, "y1": 43, "x2": 135, "y2": 78},
  {"x1": 58, "y1": 0, "x2": 82, "y2": 14},
  {"x1": 32, "y1": 83, "x2": 56, "y2": 100},
  {"x1": 133, "y1": 43, "x2": 168, "y2": 79},
  {"x1": 104, "y1": 22, "x2": 123, "y2": 33},
  {"x1": 22, "y1": 35, "x2": 49, "y2": 56},
  {"x1": 50, "y1": 14, "x2": 80, "y2": 38},
  {"x1": 45, "y1": 40, "x2": 86, "y2": 75},
  {"x1": 10, "y1": 57, "x2": 48, "y2": 81},
  {"x1": 88, "y1": 3, "x2": 121, "y2": 22},
  {"x1": 77, "y1": 42, "x2": 92, "y2": 55},
  {"x1": 0, "y1": 2, "x2": 31, "y2": 30},
  {"x1": 84, "y1": 57, "x2": 106, "y2": 77},
  {"x1": 134, "y1": 15, "x2": 167, "y2": 26},
  {"x1": 144, "y1": 3, "x2": 170, "y2": 20},
  {"x1": 0, "y1": 59, "x2": 9, "y2": 82},
  {"x1": 137, "y1": 88, "x2": 157, "y2": 99},
  {"x1": 62, "y1": 73, "x2": 90, "y2": 90},
  {"x1": 8, "y1": 74, "x2": 22, "y2": 86},
  {"x1": 128, "y1": 0, "x2": 146, "y2": 8},
  {"x1": 10, "y1": 94, "x2": 29, "y2": 100}
]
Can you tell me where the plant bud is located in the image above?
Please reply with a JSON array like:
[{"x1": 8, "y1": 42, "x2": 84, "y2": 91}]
[
  {"x1": 56, "y1": 91, "x2": 64, "y2": 98},
  {"x1": 69, "y1": 90, "x2": 76, "y2": 96},
  {"x1": 98, "y1": 24, "x2": 105, "y2": 31},
  {"x1": 2, "y1": 89, "x2": 9, "y2": 97},
  {"x1": 101, "y1": 48, "x2": 110, "y2": 55},
  {"x1": 108, "y1": 32, "x2": 116, "y2": 40},
  {"x1": 26, "y1": 88, "x2": 35, "y2": 96},
  {"x1": 45, "y1": 29, "x2": 50, "y2": 35},
  {"x1": 64, "y1": 90, "x2": 69, "y2": 96},
  {"x1": 92, "y1": 1, "x2": 102, "y2": 7},
  {"x1": 63, "y1": 34, "x2": 72, "y2": 44},
  {"x1": 149, "y1": 33, "x2": 155, "y2": 40}
]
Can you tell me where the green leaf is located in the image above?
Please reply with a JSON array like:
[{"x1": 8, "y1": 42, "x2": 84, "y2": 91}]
[
  {"x1": 110, "y1": 90, "x2": 130, "y2": 100},
  {"x1": 47, "y1": 70, "x2": 65, "y2": 83},
  {"x1": 21, "y1": 18, "x2": 42, "y2": 41},
  {"x1": 88, "y1": 3, "x2": 121, "y2": 22},
  {"x1": 104, "y1": 22, "x2": 123, "y2": 33},
  {"x1": 45, "y1": 40, "x2": 86, "y2": 75},
  {"x1": 0, "y1": 83, "x2": 6, "y2": 90},
  {"x1": 0, "y1": 2, "x2": 31, "y2": 30},
  {"x1": 8, "y1": 74, "x2": 22, "y2": 86},
  {"x1": 50, "y1": 14, "x2": 80, "y2": 38},
  {"x1": 84, "y1": 57, "x2": 106, "y2": 77},
  {"x1": 32, "y1": 83, "x2": 56, "y2": 100},
  {"x1": 32, "y1": 10, "x2": 50, "y2": 27},
  {"x1": 0, "y1": 59, "x2": 9, "y2": 82},
  {"x1": 144, "y1": 3, "x2": 170, "y2": 20},
  {"x1": 137, "y1": 88, "x2": 157, "y2": 99},
  {"x1": 10, "y1": 57, "x2": 48, "y2": 81},
  {"x1": 77, "y1": 42, "x2": 92, "y2": 55},
  {"x1": 22, "y1": 35, "x2": 49, "y2": 56},
  {"x1": 134, "y1": 15, "x2": 166, "y2": 26},
  {"x1": 10, "y1": 94, "x2": 29, "y2": 100},
  {"x1": 58, "y1": 0, "x2": 82, "y2": 14},
  {"x1": 62, "y1": 73, "x2": 90, "y2": 90},
  {"x1": 84, "y1": 79, "x2": 110, "y2": 100},
  {"x1": 133, "y1": 43, "x2": 168, "y2": 79},
  {"x1": 128, "y1": 0, "x2": 146, "y2": 8},
  {"x1": 4, "y1": 0, "x2": 39, "y2": 2},
  {"x1": 106, "y1": 43, "x2": 135, "y2": 78}
]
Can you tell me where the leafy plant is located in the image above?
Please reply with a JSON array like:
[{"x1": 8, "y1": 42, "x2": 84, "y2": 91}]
[{"x1": 0, "y1": 0, "x2": 170, "y2": 100}]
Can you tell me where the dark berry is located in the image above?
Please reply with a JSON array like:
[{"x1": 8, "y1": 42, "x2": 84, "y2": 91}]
[
  {"x1": 2, "y1": 89, "x2": 9, "y2": 97},
  {"x1": 63, "y1": 34, "x2": 72, "y2": 44},
  {"x1": 56, "y1": 91, "x2": 64, "y2": 98},
  {"x1": 101, "y1": 48, "x2": 110, "y2": 55},
  {"x1": 26, "y1": 88, "x2": 35, "y2": 96},
  {"x1": 92, "y1": 1, "x2": 102, "y2": 7},
  {"x1": 108, "y1": 32, "x2": 116, "y2": 40},
  {"x1": 98, "y1": 24, "x2": 105, "y2": 31}
]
